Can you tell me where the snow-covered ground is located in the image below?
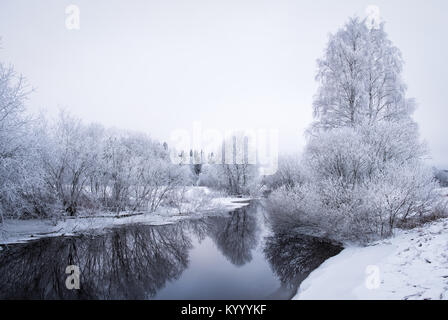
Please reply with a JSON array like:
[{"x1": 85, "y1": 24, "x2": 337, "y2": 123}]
[
  {"x1": 0, "y1": 190, "x2": 251, "y2": 245},
  {"x1": 294, "y1": 217, "x2": 448, "y2": 300}
]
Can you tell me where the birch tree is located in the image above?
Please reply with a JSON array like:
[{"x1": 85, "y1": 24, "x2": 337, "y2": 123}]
[{"x1": 311, "y1": 17, "x2": 415, "y2": 132}]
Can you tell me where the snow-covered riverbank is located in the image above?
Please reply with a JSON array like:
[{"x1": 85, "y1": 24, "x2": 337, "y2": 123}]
[
  {"x1": 0, "y1": 195, "x2": 251, "y2": 245},
  {"x1": 294, "y1": 217, "x2": 448, "y2": 300}
]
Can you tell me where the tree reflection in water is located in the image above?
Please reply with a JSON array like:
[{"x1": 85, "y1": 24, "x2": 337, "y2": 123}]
[
  {"x1": 0, "y1": 202, "x2": 343, "y2": 300},
  {"x1": 0, "y1": 223, "x2": 192, "y2": 299},
  {"x1": 206, "y1": 205, "x2": 259, "y2": 266},
  {"x1": 264, "y1": 232, "x2": 342, "y2": 289}
]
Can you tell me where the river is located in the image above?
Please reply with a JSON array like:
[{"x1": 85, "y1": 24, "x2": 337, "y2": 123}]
[{"x1": 0, "y1": 201, "x2": 342, "y2": 299}]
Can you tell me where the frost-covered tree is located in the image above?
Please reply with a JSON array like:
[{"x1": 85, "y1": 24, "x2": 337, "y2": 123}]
[
  {"x1": 198, "y1": 132, "x2": 260, "y2": 196},
  {"x1": 311, "y1": 17, "x2": 415, "y2": 132},
  {"x1": 41, "y1": 112, "x2": 100, "y2": 216},
  {"x1": 0, "y1": 62, "x2": 33, "y2": 221},
  {"x1": 0, "y1": 46, "x2": 207, "y2": 222},
  {"x1": 87, "y1": 129, "x2": 192, "y2": 214},
  {"x1": 268, "y1": 16, "x2": 443, "y2": 242}
]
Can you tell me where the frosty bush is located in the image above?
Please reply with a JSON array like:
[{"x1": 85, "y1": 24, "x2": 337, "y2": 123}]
[
  {"x1": 198, "y1": 163, "x2": 260, "y2": 196},
  {"x1": 360, "y1": 161, "x2": 440, "y2": 236},
  {"x1": 262, "y1": 155, "x2": 304, "y2": 191},
  {"x1": 163, "y1": 186, "x2": 214, "y2": 214},
  {"x1": 268, "y1": 123, "x2": 441, "y2": 242},
  {"x1": 434, "y1": 169, "x2": 448, "y2": 187},
  {"x1": 266, "y1": 183, "x2": 316, "y2": 233},
  {"x1": 197, "y1": 164, "x2": 222, "y2": 189}
]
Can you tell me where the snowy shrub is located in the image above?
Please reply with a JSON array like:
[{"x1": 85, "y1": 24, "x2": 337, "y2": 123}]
[
  {"x1": 163, "y1": 186, "x2": 214, "y2": 214},
  {"x1": 434, "y1": 169, "x2": 448, "y2": 187},
  {"x1": 262, "y1": 154, "x2": 305, "y2": 191},
  {"x1": 360, "y1": 162, "x2": 440, "y2": 235},
  {"x1": 198, "y1": 163, "x2": 260, "y2": 196},
  {"x1": 268, "y1": 123, "x2": 441, "y2": 242},
  {"x1": 197, "y1": 164, "x2": 222, "y2": 189},
  {"x1": 265, "y1": 183, "x2": 318, "y2": 232}
]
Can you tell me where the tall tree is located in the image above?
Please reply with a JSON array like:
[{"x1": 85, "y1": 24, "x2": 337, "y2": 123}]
[{"x1": 311, "y1": 17, "x2": 415, "y2": 132}]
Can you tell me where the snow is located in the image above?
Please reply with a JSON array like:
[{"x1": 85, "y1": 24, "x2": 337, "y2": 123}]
[
  {"x1": 437, "y1": 187, "x2": 448, "y2": 198},
  {"x1": 294, "y1": 218, "x2": 448, "y2": 300},
  {"x1": 0, "y1": 213, "x2": 183, "y2": 245},
  {"x1": 0, "y1": 191, "x2": 251, "y2": 245},
  {"x1": 210, "y1": 197, "x2": 252, "y2": 210}
]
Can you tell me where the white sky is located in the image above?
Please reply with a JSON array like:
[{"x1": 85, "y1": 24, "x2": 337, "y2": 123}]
[{"x1": 0, "y1": 0, "x2": 447, "y2": 167}]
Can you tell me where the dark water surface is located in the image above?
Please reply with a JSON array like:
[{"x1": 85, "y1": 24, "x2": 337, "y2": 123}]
[{"x1": 0, "y1": 202, "x2": 342, "y2": 299}]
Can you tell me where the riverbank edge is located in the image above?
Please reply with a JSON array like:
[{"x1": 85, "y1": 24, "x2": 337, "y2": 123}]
[
  {"x1": 0, "y1": 196, "x2": 252, "y2": 246},
  {"x1": 293, "y1": 217, "x2": 448, "y2": 300}
]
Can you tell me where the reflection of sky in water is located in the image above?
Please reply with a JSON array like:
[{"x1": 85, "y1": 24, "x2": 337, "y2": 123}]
[{"x1": 154, "y1": 235, "x2": 282, "y2": 300}]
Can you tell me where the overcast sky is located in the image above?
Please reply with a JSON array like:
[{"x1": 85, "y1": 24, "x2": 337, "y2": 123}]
[{"x1": 0, "y1": 0, "x2": 447, "y2": 167}]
